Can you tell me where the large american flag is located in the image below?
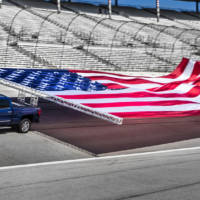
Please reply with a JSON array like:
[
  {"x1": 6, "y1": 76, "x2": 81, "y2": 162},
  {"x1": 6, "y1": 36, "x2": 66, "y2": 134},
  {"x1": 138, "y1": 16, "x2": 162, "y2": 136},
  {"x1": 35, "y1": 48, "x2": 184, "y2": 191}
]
[
  {"x1": 46, "y1": 58, "x2": 200, "y2": 120},
  {"x1": 1, "y1": 57, "x2": 200, "y2": 124}
]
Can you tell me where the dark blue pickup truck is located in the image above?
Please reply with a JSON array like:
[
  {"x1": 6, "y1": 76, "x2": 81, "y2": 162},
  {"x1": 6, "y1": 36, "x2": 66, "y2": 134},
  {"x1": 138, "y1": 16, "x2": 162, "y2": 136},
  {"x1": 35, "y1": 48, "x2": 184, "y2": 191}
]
[{"x1": 0, "y1": 94, "x2": 41, "y2": 133}]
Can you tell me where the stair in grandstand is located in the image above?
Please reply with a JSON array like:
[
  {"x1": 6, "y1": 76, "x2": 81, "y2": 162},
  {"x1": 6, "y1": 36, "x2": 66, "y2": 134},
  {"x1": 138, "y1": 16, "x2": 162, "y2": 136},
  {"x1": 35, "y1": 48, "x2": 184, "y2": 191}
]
[
  {"x1": 17, "y1": 42, "x2": 117, "y2": 71},
  {"x1": 0, "y1": 42, "x2": 43, "y2": 68},
  {"x1": 15, "y1": 44, "x2": 55, "y2": 68}
]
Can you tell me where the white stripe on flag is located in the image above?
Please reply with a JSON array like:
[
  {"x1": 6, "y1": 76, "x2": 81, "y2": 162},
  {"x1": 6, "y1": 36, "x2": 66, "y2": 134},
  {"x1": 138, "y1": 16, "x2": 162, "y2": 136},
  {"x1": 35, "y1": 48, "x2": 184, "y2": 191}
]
[{"x1": 93, "y1": 103, "x2": 200, "y2": 113}]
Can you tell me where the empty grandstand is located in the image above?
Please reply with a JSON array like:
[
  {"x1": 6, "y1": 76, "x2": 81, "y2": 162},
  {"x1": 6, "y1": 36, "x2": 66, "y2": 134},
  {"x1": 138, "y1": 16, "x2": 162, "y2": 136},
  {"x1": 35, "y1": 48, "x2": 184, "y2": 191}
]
[{"x1": 0, "y1": 0, "x2": 200, "y2": 73}]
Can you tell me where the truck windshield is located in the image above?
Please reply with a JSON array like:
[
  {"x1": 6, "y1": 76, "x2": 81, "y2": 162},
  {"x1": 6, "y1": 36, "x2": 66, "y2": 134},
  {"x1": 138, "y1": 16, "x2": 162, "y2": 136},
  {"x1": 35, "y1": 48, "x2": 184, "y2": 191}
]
[{"x1": 0, "y1": 99, "x2": 10, "y2": 109}]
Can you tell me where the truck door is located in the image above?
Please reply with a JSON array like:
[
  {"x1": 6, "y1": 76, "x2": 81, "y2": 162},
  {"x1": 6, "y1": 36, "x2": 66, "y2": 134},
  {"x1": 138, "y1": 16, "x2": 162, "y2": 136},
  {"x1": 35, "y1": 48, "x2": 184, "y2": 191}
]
[{"x1": 0, "y1": 98, "x2": 12, "y2": 125}]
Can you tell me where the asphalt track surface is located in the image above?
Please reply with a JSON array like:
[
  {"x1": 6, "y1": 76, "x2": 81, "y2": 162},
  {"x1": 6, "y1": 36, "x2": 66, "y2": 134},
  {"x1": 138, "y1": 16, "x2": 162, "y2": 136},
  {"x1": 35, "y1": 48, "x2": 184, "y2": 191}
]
[
  {"x1": 0, "y1": 130, "x2": 92, "y2": 167},
  {"x1": 32, "y1": 100, "x2": 200, "y2": 155},
  {"x1": 1, "y1": 147, "x2": 200, "y2": 200}
]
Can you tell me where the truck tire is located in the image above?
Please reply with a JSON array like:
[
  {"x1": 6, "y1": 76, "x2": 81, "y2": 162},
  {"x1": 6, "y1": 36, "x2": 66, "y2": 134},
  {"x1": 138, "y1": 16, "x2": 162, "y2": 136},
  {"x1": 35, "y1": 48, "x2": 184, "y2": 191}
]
[{"x1": 18, "y1": 118, "x2": 31, "y2": 133}]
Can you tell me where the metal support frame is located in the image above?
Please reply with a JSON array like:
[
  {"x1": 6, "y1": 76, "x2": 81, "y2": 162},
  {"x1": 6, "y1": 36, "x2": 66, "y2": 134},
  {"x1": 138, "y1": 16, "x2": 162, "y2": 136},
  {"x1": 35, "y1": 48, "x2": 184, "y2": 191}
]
[
  {"x1": 57, "y1": 0, "x2": 61, "y2": 14},
  {"x1": 196, "y1": 0, "x2": 199, "y2": 13},
  {"x1": 0, "y1": 78, "x2": 123, "y2": 125},
  {"x1": 59, "y1": 13, "x2": 84, "y2": 68},
  {"x1": 32, "y1": 11, "x2": 57, "y2": 68},
  {"x1": 30, "y1": 95, "x2": 39, "y2": 107},
  {"x1": 115, "y1": 0, "x2": 118, "y2": 7},
  {"x1": 156, "y1": 0, "x2": 160, "y2": 23},
  {"x1": 84, "y1": 17, "x2": 108, "y2": 68},
  {"x1": 18, "y1": 90, "x2": 38, "y2": 106},
  {"x1": 17, "y1": 90, "x2": 26, "y2": 103},
  {"x1": 108, "y1": 0, "x2": 112, "y2": 19}
]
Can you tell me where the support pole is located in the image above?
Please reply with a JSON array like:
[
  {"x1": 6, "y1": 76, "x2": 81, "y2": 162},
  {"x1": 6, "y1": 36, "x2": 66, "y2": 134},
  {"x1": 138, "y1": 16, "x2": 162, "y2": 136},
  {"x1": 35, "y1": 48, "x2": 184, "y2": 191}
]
[
  {"x1": 108, "y1": 0, "x2": 112, "y2": 19},
  {"x1": 115, "y1": 0, "x2": 118, "y2": 7},
  {"x1": 196, "y1": 0, "x2": 199, "y2": 13},
  {"x1": 156, "y1": 0, "x2": 160, "y2": 23},
  {"x1": 0, "y1": 0, "x2": 2, "y2": 8},
  {"x1": 57, "y1": 0, "x2": 61, "y2": 14}
]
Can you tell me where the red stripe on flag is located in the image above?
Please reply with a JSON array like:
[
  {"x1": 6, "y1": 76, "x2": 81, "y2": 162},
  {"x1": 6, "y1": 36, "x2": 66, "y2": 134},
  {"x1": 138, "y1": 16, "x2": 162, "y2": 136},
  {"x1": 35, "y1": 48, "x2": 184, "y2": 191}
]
[
  {"x1": 111, "y1": 110, "x2": 200, "y2": 118},
  {"x1": 149, "y1": 61, "x2": 200, "y2": 92},
  {"x1": 82, "y1": 100, "x2": 197, "y2": 108},
  {"x1": 102, "y1": 83, "x2": 128, "y2": 89},
  {"x1": 160, "y1": 57, "x2": 189, "y2": 79}
]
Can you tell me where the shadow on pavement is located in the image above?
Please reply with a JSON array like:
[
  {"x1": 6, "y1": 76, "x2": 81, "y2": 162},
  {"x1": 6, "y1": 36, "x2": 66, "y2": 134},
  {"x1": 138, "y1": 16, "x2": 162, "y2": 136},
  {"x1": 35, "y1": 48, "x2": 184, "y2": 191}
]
[{"x1": 31, "y1": 100, "x2": 200, "y2": 154}]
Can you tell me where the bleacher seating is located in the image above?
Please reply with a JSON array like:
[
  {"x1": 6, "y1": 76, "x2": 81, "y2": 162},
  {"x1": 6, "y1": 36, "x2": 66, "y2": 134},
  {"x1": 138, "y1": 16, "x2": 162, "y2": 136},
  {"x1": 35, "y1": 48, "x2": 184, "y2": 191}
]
[
  {"x1": 0, "y1": 41, "x2": 43, "y2": 68},
  {"x1": 18, "y1": 42, "x2": 115, "y2": 70},
  {"x1": 0, "y1": 0, "x2": 200, "y2": 73}
]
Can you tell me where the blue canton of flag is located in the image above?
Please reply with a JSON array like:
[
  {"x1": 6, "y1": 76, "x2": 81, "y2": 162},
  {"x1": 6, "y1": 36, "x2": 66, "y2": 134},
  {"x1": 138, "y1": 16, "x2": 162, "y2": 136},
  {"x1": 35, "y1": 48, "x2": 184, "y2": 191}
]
[{"x1": 0, "y1": 68, "x2": 107, "y2": 92}]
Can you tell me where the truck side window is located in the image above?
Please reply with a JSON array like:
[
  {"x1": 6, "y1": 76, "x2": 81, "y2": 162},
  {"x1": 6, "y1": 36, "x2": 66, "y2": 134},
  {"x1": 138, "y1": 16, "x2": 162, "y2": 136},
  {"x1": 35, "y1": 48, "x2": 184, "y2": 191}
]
[{"x1": 0, "y1": 99, "x2": 10, "y2": 109}]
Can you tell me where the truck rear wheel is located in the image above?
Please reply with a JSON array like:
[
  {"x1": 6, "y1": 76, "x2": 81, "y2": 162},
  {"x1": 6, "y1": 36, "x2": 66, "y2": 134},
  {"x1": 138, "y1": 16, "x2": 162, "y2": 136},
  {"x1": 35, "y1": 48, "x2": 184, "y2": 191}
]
[{"x1": 18, "y1": 118, "x2": 31, "y2": 133}]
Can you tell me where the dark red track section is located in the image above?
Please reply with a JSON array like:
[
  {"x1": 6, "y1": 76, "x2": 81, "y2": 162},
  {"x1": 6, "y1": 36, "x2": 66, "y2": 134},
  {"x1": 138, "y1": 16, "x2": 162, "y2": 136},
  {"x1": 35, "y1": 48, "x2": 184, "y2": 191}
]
[{"x1": 32, "y1": 100, "x2": 200, "y2": 154}]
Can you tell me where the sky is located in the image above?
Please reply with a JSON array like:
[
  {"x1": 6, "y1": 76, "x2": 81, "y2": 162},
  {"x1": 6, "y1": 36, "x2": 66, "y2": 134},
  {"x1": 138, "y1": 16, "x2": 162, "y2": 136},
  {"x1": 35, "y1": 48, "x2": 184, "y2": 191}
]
[{"x1": 70, "y1": 0, "x2": 196, "y2": 11}]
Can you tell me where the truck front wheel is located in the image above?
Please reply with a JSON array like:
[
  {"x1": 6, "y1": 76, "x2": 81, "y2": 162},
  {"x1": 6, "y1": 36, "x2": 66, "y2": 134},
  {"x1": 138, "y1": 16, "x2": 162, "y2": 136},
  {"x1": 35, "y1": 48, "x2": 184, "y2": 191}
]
[{"x1": 18, "y1": 118, "x2": 31, "y2": 133}]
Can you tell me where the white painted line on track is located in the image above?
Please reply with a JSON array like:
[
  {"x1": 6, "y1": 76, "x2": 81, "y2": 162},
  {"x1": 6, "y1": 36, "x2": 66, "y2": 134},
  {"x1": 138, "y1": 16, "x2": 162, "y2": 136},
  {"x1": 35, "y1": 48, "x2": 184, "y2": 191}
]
[{"x1": 0, "y1": 146, "x2": 200, "y2": 171}]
